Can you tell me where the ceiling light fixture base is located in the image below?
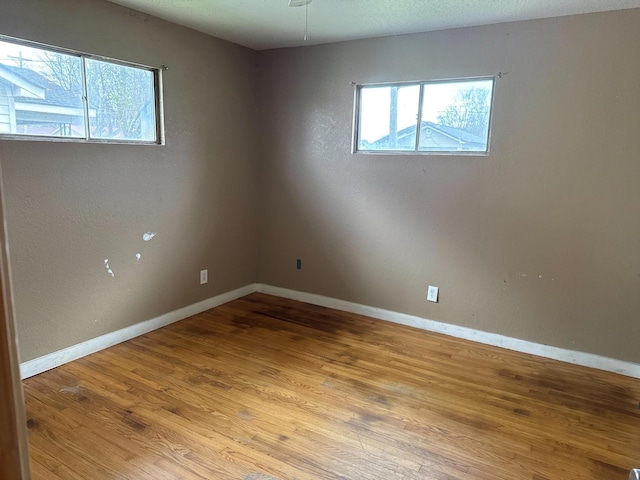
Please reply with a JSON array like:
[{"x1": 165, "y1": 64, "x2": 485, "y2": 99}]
[{"x1": 288, "y1": 0, "x2": 312, "y2": 7}]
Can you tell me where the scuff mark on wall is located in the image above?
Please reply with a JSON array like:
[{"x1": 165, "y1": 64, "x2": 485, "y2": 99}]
[
  {"x1": 142, "y1": 232, "x2": 156, "y2": 242},
  {"x1": 135, "y1": 253, "x2": 141, "y2": 261},
  {"x1": 104, "y1": 259, "x2": 115, "y2": 277},
  {"x1": 518, "y1": 273, "x2": 528, "y2": 277}
]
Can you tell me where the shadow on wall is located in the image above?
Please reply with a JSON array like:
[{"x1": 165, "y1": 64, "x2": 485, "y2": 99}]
[{"x1": 257, "y1": 45, "x2": 640, "y2": 361}]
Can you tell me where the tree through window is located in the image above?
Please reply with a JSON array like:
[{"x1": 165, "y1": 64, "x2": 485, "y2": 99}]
[{"x1": 0, "y1": 35, "x2": 162, "y2": 144}]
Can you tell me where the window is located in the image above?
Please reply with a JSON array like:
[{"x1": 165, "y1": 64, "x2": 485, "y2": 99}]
[
  {"x1": 0, "y1": 35, "x2": 162, "y2": 144},
  {"x1": 354, "y1": 77, "x2": 494, "y2": 154}
]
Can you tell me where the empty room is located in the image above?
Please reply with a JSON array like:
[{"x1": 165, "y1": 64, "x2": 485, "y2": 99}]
[{"x1": 1, "y1": 0, "x2": 640, "y2": 478}]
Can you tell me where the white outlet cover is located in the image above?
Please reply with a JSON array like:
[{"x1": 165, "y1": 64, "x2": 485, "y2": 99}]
[
  {"x1": 427, "y1": 285, "x2": 439, "y2": 302},
  {"x1": 200, "y1": 269, "x2": 208, "y2": 284}
]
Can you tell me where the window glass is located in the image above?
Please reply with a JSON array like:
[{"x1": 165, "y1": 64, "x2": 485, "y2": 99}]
[
  {"x1": 419, "y1": 80, "x2": 493, "y2": 152},
  {"x1": 0, "y1": 41, "x2": 85, "y2": 137},
  {"x1": 86, "y1": 59, "x2": 156, "y2": 141},
  {"x1": 0, "y1": 36, "x2": 160, "y2": 144},
  {"x1": 358, "y1": 84, "x2": 419, "y2": 151},
  {"x1": 356, "y1": 78, "x2": 494, "y2": 154}
]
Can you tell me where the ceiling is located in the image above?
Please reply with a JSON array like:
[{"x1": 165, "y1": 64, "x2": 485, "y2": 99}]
[{"x1": 106, "y1": 0, "x2": 640, "y2": 50}]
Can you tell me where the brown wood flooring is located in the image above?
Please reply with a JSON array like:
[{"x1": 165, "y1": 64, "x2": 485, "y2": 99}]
[{"x1": 23, "y1": 293, "x2": 640, "y2": 479}]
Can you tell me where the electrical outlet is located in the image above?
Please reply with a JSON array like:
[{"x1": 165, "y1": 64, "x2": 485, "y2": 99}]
[
  {"x1": 296, "y1": 259, "x2": 302, "y2": 270},
  {"x1": 427, "y1": 285, "x2": 439, "y2": 303},
  {"x1": 200, "y1": 269, "x2": 208, "y2": 285}
]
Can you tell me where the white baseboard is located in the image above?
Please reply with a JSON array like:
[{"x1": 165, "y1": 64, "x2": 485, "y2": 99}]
[
  {"x1": 20, "y1": 284, "x2": 258, "y2": 379},
  {"x1": 256, "y1": 284, "x2": 640, "y2": 379},
  {"x1": 21, "y1": 282, "x2": 640, "y2": 380}
]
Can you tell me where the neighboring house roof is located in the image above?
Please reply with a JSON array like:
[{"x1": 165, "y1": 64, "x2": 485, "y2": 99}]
[
  {"x1": 0, "y1": 65, "x2": 45, "y2": 99},
  {"x1": 0, "y1": 63, "x2": 81, "y2": 108},
  {"x1": 422, "y1": 121, "x2": 485, "y2": 145},
  {"x1": 366, "y1": 120, "x2": 486, "y2": 150}
]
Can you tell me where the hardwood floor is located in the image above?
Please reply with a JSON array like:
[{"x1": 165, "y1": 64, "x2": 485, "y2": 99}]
[{"x1": 24, "y1": 293, "x2": 640, "y2": 479}]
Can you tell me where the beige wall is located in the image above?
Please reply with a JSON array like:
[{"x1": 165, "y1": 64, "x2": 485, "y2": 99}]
[
  {"x1": 1, "y1": 1, "x2": 638, "y2": 366},
  {"x1": 0, "y1": 0, "x2": 259, "y2": 361},
  {"x1": 257, "y1": 10, "x2": 640, "y2": 363}
]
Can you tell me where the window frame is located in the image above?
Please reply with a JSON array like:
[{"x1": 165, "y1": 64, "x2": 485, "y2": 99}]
[
  {"x1": 352, "y1": 76, "x2": 495, "y2": 156},
  {"x1": 0, "y1": 34, "x2": 164, "y2": 145}
]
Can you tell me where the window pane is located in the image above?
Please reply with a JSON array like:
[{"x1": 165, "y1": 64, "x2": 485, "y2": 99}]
[
  {"x1": 0, "y1": 40, "x2": 85, "y2": 137},
  {"x1": 358, "y1": 84, "x2": 420, "y2": 151},
  {"x1": 85, "y1": 59, "x2": 156, "y2": 142},
  {"x1": 419, "y1": 79, "x2": 493, "y2": 152}
]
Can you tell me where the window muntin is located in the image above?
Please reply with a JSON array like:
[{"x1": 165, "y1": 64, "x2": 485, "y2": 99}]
[
  {"x1": 355, "y1": 78, "x2": 494, "y2": 154},
  {"x1": 0, "y1": 36, "x2": 161, "y2": 144}
]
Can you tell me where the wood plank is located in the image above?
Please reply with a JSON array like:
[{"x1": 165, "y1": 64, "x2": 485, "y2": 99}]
[{"x1": 24, "y1": 292, "x2": 640, "y2": 479}]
